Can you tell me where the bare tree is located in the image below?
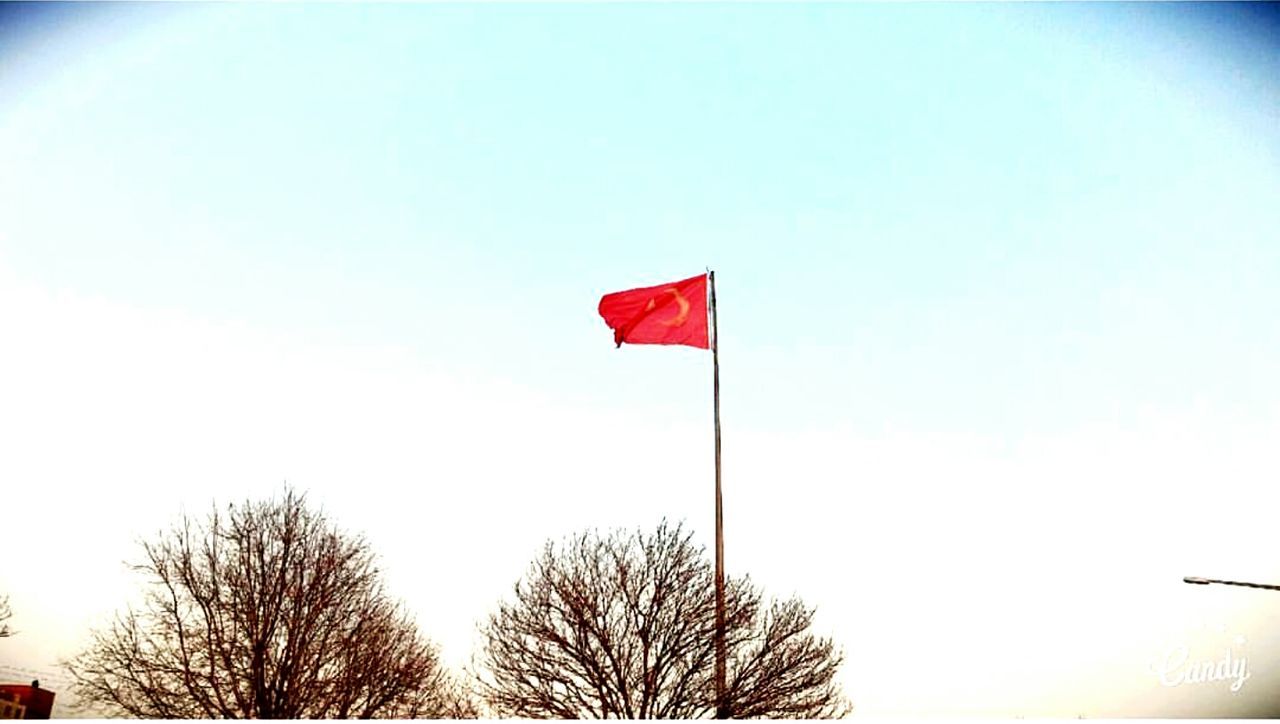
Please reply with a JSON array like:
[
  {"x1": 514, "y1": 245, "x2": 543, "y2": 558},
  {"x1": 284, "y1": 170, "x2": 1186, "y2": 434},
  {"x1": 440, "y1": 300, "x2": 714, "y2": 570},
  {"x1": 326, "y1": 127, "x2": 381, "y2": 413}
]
[
  {"x1": 67, "y1": 488, "x2": 467, "y2": 718},
  {"x1": 0, "y1": 595, "x2": 12, "y2": 638},
  {"x1": 477, "y1": 521, "x2": 850, "y2": 718}
]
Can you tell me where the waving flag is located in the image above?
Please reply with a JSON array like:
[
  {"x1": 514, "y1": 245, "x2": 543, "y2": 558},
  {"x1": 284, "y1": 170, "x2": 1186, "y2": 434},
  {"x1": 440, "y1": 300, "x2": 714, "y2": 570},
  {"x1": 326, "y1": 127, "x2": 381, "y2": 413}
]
[{"x1": 597, "y1": 273, "x2": 709, "y2": 349}]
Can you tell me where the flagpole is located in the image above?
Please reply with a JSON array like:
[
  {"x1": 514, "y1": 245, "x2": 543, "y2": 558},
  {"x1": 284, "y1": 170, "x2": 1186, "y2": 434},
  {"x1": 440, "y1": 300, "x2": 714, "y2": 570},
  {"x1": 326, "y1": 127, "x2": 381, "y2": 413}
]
[{"x1": 710, "y1": 270, "x2": 727, "y2": 719}]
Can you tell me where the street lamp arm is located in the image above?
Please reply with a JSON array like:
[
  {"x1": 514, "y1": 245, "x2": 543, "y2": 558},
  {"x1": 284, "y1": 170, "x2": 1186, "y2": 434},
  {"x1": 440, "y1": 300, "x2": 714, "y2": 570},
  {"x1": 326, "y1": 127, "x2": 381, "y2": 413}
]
[{"x1": 1183, "y1": 576, "x2": 1280, "y2": 592}]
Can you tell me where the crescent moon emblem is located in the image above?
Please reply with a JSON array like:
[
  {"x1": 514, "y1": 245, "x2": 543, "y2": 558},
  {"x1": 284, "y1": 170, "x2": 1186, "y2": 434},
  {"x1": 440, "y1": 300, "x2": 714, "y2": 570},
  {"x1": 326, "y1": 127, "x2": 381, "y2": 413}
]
[{"x1": 659, "y1": 288, "x2": 690, "y2": 327}]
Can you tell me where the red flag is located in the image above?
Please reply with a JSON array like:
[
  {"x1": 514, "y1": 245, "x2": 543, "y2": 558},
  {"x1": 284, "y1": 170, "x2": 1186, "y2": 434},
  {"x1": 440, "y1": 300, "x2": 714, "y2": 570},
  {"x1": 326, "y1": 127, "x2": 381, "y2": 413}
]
[{"x1": 598, "y1": 273, "x2": 709, "y2": 349}]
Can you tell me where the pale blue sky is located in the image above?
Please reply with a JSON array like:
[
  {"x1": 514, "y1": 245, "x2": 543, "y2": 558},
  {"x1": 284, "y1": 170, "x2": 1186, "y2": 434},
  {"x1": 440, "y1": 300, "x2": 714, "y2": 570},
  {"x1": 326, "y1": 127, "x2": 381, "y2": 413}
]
[
  {"x1": 5, "y1": 3, "x2": 1278, "y2": 427},
  {"x1": 2, "y1": 2, "x2": 1279, "y2": 716}
]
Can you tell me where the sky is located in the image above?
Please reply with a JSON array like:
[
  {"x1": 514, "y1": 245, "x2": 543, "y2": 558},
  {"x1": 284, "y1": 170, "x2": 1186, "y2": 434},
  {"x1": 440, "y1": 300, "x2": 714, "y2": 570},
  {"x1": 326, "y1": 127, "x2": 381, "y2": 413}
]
[{"x1": 2, "y1": 1, "x2": 1280, "y2": 717}]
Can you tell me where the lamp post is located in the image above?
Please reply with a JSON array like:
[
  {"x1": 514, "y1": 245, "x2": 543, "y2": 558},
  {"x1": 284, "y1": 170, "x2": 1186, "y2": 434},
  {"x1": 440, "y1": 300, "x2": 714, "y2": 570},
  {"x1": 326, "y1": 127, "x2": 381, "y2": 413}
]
[{"x1": 1183, "y1": 576, "x2": 1280, "y2": 592}]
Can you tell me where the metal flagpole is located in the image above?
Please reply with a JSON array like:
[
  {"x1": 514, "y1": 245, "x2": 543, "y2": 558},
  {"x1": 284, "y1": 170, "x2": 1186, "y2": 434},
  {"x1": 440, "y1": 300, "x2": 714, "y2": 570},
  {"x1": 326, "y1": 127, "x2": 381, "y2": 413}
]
[{"x1": 710, "y1": 270, "x2": 727, "y2": 718}]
